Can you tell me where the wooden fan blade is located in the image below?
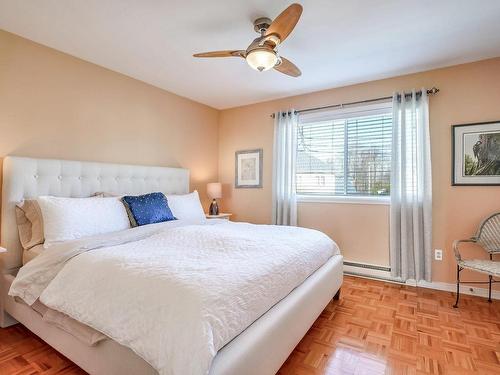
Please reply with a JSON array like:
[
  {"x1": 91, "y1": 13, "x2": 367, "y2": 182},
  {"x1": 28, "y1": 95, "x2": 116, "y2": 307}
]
[
  {"x1": 265, "y1": 3, "x2": 303, "y2": 43},
  {"x1": 274, "y1": 57, "x2": 301, "y2": 77},
  {"x1": 193, "y1": 50, "x2": 245, "y2": 58}
]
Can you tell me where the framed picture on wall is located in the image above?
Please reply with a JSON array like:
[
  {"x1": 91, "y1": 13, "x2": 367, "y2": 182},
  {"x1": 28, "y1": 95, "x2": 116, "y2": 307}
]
[
  {"x1": 452, "y1": 121, "x2": 500, "y2": 185},
  {"x1": 235, "y1": 149, "x2": 263, "y2": 188}
]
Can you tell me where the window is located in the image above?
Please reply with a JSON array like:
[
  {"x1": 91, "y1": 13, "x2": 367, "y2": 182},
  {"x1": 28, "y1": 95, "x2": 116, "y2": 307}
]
[{"x1": 296, "y1": 103, "x2": 392, "y2": 198}]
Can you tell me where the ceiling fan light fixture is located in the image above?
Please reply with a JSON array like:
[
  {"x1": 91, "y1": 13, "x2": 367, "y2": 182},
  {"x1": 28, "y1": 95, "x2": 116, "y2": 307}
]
[
  {"x1": 246, "y1": 48, "x2": 278, "y2": 72},
  {"x1": 193, "y1": 4, "x2": 302, "y2": 77}
]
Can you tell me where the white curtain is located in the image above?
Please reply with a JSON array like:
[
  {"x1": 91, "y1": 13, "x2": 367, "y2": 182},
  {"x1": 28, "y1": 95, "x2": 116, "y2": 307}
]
[
  {"x1": 272, "y1": 110, "x2": 298, "y2": 226},
  {"x1": 390, "y1": 90, "x2": 432, "y2": 282}
]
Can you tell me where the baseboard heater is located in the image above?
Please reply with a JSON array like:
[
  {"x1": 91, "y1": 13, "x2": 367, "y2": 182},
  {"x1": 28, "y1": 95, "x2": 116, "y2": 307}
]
[
  {"x1": 343, "y1": 261, "x2": 390, "y2": 272},
  {"x1": 342, "y1": 261, "x2": 400, "y2": 282}
]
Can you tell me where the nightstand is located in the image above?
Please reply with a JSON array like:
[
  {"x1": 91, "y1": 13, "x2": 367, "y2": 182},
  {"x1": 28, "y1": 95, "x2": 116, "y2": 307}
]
[{"x1": 205, "y1": 213, "x2": 232, "y2": 220}]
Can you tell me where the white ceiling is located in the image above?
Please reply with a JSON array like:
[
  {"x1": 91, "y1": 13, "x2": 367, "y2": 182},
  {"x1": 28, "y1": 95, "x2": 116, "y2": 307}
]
[{"x1": 1, "y1": 0, "x2": 500, "y2": 109}]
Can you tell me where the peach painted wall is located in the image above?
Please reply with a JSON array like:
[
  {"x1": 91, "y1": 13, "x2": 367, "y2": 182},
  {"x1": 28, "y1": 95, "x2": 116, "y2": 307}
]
[
  {"x1": 218, "y1": 58, "x2": 500, "y2": 284},
  {"x1": 0, "y1": 30, "x2": 219, "y2": 208}
]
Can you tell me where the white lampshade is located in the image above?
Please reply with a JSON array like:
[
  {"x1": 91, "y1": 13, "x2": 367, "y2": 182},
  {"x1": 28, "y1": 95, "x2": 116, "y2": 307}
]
[
  {"x1": 207, "y1": 182, "x2": 222, "y2": 199},
  {"x1": 246, "y1": 49, "x2": 278, "y2": 72}
]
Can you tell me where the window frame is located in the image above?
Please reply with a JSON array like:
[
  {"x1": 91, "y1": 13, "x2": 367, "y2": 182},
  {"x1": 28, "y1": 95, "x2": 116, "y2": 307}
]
[{"x1": 296, "y1": 101, "x2": 393, "y2": 204}]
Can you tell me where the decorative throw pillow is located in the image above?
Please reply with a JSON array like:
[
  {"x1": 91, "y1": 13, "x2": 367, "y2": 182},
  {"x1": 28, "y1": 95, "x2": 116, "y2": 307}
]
[
  {"x1": 15, "y1": 200, "x2": 45, "y2": 250},
  {"x1": 121, "y1": 192, "x2": 176, "y2": 227}
]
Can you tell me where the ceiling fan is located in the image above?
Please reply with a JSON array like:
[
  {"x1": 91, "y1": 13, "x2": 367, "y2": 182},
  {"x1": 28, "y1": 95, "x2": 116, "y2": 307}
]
[{"x1": 193, "y1": 3, "x2": 303, "y2": 77}]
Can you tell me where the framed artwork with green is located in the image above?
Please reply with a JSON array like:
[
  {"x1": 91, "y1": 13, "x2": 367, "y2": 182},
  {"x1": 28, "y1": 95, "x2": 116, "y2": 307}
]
[{"x1": 452, "y1": 121, "x2": 500, "y2": 185}]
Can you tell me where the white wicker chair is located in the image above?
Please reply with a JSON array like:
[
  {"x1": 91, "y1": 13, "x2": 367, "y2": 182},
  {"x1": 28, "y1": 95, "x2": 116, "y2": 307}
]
[{"x1": 452, "y1": 212, "x2": 500, "y2": 307}]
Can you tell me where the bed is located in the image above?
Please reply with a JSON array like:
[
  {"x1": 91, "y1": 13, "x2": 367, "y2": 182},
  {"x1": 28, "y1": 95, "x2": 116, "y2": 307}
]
[{"x1": 0, "y1": 156, "x2": 343, "y2": 375}]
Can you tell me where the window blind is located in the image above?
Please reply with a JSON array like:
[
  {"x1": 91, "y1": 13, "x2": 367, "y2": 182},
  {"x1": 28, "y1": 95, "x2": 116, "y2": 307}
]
[{"x1": 296, "y1": 108, "x2": 392, "y2": 196}]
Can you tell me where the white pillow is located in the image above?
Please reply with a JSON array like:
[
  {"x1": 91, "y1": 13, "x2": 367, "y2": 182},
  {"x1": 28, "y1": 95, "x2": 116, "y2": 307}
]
[
  {"x1": 37, "y1": 196, "x2": 131, "y2": 246},
  {"x1": 166, "y1": 191, "x2": 206, "y2": 223}
]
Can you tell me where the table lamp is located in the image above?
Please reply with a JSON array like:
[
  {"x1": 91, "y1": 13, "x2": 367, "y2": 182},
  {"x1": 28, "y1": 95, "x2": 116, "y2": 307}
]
[{"x1": 207, "y1": 182, "x2": 222, "y2": 215}]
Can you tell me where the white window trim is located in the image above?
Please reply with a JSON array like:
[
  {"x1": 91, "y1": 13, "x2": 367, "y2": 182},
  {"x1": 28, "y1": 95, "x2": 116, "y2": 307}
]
[{"x1": 297, "y1": 194, "x2": 390, "y2": 205}]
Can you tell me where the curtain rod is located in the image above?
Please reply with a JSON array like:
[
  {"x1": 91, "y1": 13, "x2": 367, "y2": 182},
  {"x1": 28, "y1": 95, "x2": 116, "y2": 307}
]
[{"x1": 270, "y1": 87, "x2": 440, "y2": 118}]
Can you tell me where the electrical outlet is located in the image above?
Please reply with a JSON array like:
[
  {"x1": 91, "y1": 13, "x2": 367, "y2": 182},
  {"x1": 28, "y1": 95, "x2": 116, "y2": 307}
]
[{"x1": 434, "y1": 249, "x2": 443, "y2": 261}]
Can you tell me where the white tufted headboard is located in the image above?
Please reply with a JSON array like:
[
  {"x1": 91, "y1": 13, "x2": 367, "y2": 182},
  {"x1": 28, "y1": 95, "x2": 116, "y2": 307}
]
[{"x1": 0, "y1": 156, "x2": 189, "y2": 273}]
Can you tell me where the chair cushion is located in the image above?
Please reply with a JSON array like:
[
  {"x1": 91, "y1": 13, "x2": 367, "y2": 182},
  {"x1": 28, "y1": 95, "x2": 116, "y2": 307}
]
[{"x1": 458, "y1": 259, "x2": 500, "y2": 277}]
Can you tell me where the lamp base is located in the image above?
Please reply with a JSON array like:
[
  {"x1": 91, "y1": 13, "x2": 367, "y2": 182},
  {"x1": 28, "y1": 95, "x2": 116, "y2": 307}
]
[{"x1": 209, "y1": 199, "x2": 219, "y2": 216}]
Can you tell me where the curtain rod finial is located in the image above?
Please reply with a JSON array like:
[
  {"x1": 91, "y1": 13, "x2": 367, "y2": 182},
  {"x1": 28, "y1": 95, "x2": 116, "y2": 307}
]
[{"x1": 428, "y1": 87, "x2": 439, "y2": 95}]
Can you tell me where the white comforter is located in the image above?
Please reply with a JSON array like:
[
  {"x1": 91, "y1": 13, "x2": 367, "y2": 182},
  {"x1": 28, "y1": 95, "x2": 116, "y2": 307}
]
[{"x1": 10, "y1": 220, "x2": 338, "y2": 375}]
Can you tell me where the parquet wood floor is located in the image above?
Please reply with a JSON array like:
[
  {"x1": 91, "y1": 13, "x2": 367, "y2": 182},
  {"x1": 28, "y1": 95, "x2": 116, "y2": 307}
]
[
  {"x1": 0, "y1": 275, "x2": 498, "y2": 374},
  {"x1": 279, "y1": 276, "x2": 500, "y2": 375}
]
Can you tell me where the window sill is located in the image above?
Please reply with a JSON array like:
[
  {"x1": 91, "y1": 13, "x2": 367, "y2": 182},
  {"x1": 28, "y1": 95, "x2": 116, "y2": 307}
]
[{"x1": 297, "y1": 195, "x2": 390, "y2": 205}]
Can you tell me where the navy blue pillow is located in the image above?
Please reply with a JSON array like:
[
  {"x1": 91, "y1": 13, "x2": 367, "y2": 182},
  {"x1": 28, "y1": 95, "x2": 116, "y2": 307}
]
[{"x1": 122, "y1": 192, "x2": 176, "y2": 227}]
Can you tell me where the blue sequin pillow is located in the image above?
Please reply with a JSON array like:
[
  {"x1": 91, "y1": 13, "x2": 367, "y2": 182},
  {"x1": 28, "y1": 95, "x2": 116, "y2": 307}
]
[{"x1": 121, "y1": 192, "x2": 176, "y2": 227}]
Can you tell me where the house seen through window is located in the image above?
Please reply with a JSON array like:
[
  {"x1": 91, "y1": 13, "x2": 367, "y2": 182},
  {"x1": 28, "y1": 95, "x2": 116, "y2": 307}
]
[{"x1": 296, "y1": 104, "x2": 393, "y2": 197}]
